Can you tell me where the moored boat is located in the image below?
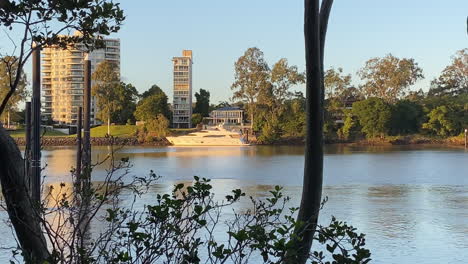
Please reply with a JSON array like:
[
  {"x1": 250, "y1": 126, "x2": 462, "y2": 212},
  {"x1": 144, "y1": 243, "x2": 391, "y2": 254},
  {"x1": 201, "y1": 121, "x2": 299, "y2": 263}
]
[{"x1": 166, "y1": 124, "x2": 249, "y2": 146}]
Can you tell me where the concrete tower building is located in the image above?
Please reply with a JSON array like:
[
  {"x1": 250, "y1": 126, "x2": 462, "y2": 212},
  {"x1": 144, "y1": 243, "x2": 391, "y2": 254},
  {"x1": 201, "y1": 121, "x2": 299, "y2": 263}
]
[
  {"x1": 172, "y1": 50, "x2": 193, "y2": 128},
  {"x1": 42, "y1": 32, "x2": 120, "y2": 125}
]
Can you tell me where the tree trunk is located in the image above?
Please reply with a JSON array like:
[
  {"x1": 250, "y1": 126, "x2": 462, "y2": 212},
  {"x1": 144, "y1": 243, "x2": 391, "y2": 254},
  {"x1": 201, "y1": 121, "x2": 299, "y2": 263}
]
[
  {"x1": 0, "y1": 127, "x2": 51, "y2": 263},
  {"x1": 285, "y1": 0, "x2": 332, "y2": 263},
  {"x1": 107, "y1": 114, "x2": 111, "y2": 135},
  {"x1": 294, "y1": 0, "x2": 323, "y2": 262},
  {"x1": 7, "y1": 111, "x2": 10, "y2": 129},
  {"x1": 251, "y1": 112, "x2": 254, "y2": 129}
]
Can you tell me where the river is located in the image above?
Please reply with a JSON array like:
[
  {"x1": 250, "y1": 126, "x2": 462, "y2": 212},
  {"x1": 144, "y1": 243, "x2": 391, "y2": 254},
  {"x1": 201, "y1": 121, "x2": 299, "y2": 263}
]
[{"x1": 1, "y1": 145, "x2": 467, "y2": 263}]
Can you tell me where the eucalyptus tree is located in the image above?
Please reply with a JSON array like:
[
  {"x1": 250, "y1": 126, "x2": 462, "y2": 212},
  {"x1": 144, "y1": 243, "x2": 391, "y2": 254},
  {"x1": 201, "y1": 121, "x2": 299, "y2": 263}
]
[
  {"x1": 0, "y1": 56, "x2": 28, "y2": 128},
  {"x1": 231, "y1": 47, "x2": 271, "y2": 126},
  {"x1": 92, "y1": 60, "x2": 122, "y2": 135},
  {"x1": 358, "y1": 54, "x2": 424, "y2": 102},
  {"x1": 429, "y1": 48, "x2": 468, "y2": 97},
  {"x1": 323, "y1": 67, "x2": 351, "y2": 100},
  {"x1": 271, "y1": 58, "x2": 305, "y2": 107},
  {"x1": 0, "y1": 1, "x2": 124, "y2": 262}
]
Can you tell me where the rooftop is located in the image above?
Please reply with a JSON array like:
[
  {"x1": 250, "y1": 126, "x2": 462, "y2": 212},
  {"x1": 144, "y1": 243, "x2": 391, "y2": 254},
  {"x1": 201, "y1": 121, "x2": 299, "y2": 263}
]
[{"x1": 213, "y1": 106, "x2": 243, "y2": 112}]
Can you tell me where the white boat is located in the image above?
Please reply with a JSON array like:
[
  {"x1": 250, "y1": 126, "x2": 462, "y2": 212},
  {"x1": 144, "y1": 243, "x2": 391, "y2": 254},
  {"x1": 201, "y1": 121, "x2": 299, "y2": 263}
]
[{"x1": 166, "y1": 124, "x2": 249, "y2": 146}]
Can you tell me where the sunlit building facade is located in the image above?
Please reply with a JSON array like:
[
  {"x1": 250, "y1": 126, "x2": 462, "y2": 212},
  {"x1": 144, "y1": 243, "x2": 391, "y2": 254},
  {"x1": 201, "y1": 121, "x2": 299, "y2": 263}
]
[
  {"x1": 172, "y1": 50, "x2": 193, "y2": 128},
  {"x1": 42, "y1": 32, "x2": 120, "y2": 125},
  {"x1": 208, "y1": 107, "x2": 244, "y2": 125}
]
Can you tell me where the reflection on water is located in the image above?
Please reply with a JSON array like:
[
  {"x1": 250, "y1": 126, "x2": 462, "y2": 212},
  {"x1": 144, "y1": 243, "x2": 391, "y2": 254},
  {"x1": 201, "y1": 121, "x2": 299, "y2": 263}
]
[{"x1": 2, "y1": 145, "x2": 467, "y2": 263}]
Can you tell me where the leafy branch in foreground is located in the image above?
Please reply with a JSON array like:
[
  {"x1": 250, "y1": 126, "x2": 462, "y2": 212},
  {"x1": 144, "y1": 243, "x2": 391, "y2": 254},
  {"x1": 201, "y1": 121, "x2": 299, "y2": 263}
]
[
  {"x1": 2, "y1": 149, "x2": 370, "y2": 263},
  {"x1": 87, "y1": 175, "x2": 371, "y2": 263}
]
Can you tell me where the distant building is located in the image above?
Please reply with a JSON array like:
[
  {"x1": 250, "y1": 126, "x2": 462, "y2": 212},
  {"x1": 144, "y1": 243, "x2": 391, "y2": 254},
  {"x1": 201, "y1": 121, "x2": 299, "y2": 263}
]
[
  {"x1": 172, "y1": 50, "x2": 193, "y2": 128},
  {"x1": 208, "y1": 107, "x2": 244, "y2": 125},
  {"x1": 42, "y1": 31, "x2": 120, "y2": 125}
]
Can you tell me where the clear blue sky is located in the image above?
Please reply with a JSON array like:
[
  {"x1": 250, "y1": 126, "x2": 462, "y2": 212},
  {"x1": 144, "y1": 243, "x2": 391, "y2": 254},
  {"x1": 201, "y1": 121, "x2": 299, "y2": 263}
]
[
  {"x1": 3, "y1": 0, "x2": 468, "y2": 104},
  {"x1": 115, "y1": 0, "x2": 467, "y2": 103}
]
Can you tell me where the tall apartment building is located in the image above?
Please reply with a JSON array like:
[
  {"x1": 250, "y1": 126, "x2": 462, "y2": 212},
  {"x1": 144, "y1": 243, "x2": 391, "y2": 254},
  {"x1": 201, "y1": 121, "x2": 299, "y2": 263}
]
[
  {"x1": 42, "y1": 32, "x2": 120, "y2": 125},
  {"x1": 172, "y1": 50, "x2": 193, "y2": 128}
]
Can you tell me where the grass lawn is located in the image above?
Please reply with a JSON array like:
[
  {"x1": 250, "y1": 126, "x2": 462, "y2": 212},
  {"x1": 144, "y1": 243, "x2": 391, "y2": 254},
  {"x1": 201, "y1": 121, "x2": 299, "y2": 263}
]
[
  {"x1": 88, "y1": 125, "x2": 138, "y2": 137},
  {"x1": 7, "y1": 125, "x2": 139, "y2": 138},
  {"x1": 7, "y1": 125, "x2": 200, "y2": 138},
  {"x1": 7, "y1": 128, "x2": 67, "y2": 138}
]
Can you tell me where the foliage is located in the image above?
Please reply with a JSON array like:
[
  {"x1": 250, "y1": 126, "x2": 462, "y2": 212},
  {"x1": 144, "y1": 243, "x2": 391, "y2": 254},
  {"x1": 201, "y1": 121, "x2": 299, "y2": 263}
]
[
  {"x1": 338, "y1": 110, "x2": 361, "y2": 140},
  {"x1": 389, "y1": 100, "x2": 424, "y2": 135},
  {"x1": 323, "y1": 67, "x2": 352, "y2": 100},
  {"x1": 111, "y1": 82, "x2": 139, "y2": 124},
  {"x1": 146, "y1": 114, "x2": 169, "y2": 138},
  {"x1": 141, "y1": 84, "x2": 164, "y2": 99},
  {"x1": 271, "y1": 58, "x2": 305, "y2": 106},
  {"x1": 0, "y1": 0, "x2": 125, "y2": 116},
  {"x1": 422, "y1": 104, "x2": 467, "y2": 136},
  {"x1": 352, "y1": 98, "x2": 393, "y2": 138},
  {"x1": 134, "y1": 92, "x2": 170, "y2": 122},
  {"x1": 231, "y1": 50, "x2": 305, "y2": 142},
  {"x1": 0, "y1": 56, "x2": 28, "y2": 125},
  {"x1": 3, "y1": 148, "x2": 371, "y2": 264},
  {"x1": 281, "y1": 92, "x2": 307, "y2": 138},
  {"x1": 323, "y1": 98, "x2": 344, "y2": 140},
  {"x1": 191, "y1": 113, "x2": 203, "y2": 126},
  {"x1": 92, "y1": 61, "x2": 122, "y2": 131},
  {"x1": 212, "y1": 101, "x2": 231, "y2": 110},
  {"x1": 0, "y1": 1, "x2": 125, "y2": 263},
  {"x1": 135, "y1": 114, "x2": 170, "y2": 141},
  {"x1": 258, "y1": 114, "x2": 281, "y2": 144},
  {"x1": 429, "y1": 49, "x2": 467, "y2": 97},
  {"x1": 100, "y1": 177, "x2": 371, "y2": 264},
  {"x1": 231, "y1": 47, "x2": 271, "y2": 125},
  {"x1": 194, "y1": 89, "x2": 210, "y2": 117},
  {"x1": 358, "y1": 54, "x2": 424, "y2": 102}
]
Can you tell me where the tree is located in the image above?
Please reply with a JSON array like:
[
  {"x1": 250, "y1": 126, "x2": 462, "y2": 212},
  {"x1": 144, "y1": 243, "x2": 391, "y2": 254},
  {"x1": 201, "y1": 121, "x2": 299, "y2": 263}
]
[
  {"x1": 271, "y1": 58, "x2": 305, "y2": 106},
  {"x1": 191, "y1": 113, "x2": 203, "y2": 126},
  {"x1": 111, "y1": 82, "x2": 139, "y2": 124},
  {"x1": 323, "y1": 97, "x2": 343, "y2": 139},
  {"x1": 289, "y1": 0, "x2": 334, "y2": 263},
  {"x1": 146, "y1": 114, "x2": 170, "y2": 138},
  {"x1": 358, "y1": 54, "x2": 424, "y2": 102},
  {"x1": 254, "y1": 58, "x2": 305, "y2": 142},
  {"x1": 193, "y1": 88, "x2": 210, "y2": 117},
  {"x1": 390, "y1": 100, "x2": 423, "y2": 135},
  {"x1": 323, "y1": 67, "x2": 351, "y2": 99},
  {"x1": 92, "y1": 61, "x2": 121, "y2": 135},
  {"x1": 141, "y1": 84, "x2": 164, "y2": 98},
  {"x1": 422, "y1": 104, "x2": 466, "y2": 136},
  {"x1": 337, "y1": 86, "x2": 364, "y2": 104},
  {"x1": 231, "y1": 47, "x2": 270, "y2": 127},
  {"x1": 134, "y1": 93, "x2": 170, "y2": 122},
  {"x1": 282, "y1": 92, "x2": 306, "y2": 138},
  {"x1": 352, "y1": 98, "x2": 393, "y2": 138},
  {"x1": 0, "y1": 56, "x2": 28, "y2": 128},
  {"x1": 213, "y1": 101, "x2": 231, "y2": 110},
  {"x1": 0, "y1": 1, "x2": 124, "y2": 262},
  {"x1": 429, "y1": 48, "x2": 468, "y2": 97},
  {"x1": 339, "y1": 110, "x2": 361, "y2": 140}
]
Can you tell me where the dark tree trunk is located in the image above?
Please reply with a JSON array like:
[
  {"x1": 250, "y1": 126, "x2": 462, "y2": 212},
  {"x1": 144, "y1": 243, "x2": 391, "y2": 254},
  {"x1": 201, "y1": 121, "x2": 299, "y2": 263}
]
[
  {"x1": 0, "y1": 127, "x2": 50, "y2": 263},
  {"x1": 295, "y1": 0, "x2": 323, "y2": 262},
  {"x1": 287, "y1": 0, "x2": 333, "y2": 263}
]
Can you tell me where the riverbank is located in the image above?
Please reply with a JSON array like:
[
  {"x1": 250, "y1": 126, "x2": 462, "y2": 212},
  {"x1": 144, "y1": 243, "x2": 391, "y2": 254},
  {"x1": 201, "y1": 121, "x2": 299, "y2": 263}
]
[
  {"x1": 10, "y1": 132, "x2": 465, "y2": 147},
  {"x1": 13, "y1": 136, "x2": 171, "y2": 146},
  {"x1": 258, "y1": 134, "x2": 466, "y2": 147}
]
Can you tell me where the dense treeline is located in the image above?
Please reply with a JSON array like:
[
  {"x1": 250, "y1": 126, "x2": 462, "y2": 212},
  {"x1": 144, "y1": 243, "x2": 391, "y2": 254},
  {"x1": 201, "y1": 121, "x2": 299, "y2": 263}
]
[{"x1": 232, "y1": 48, "x2": 467, "y2": 143}]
